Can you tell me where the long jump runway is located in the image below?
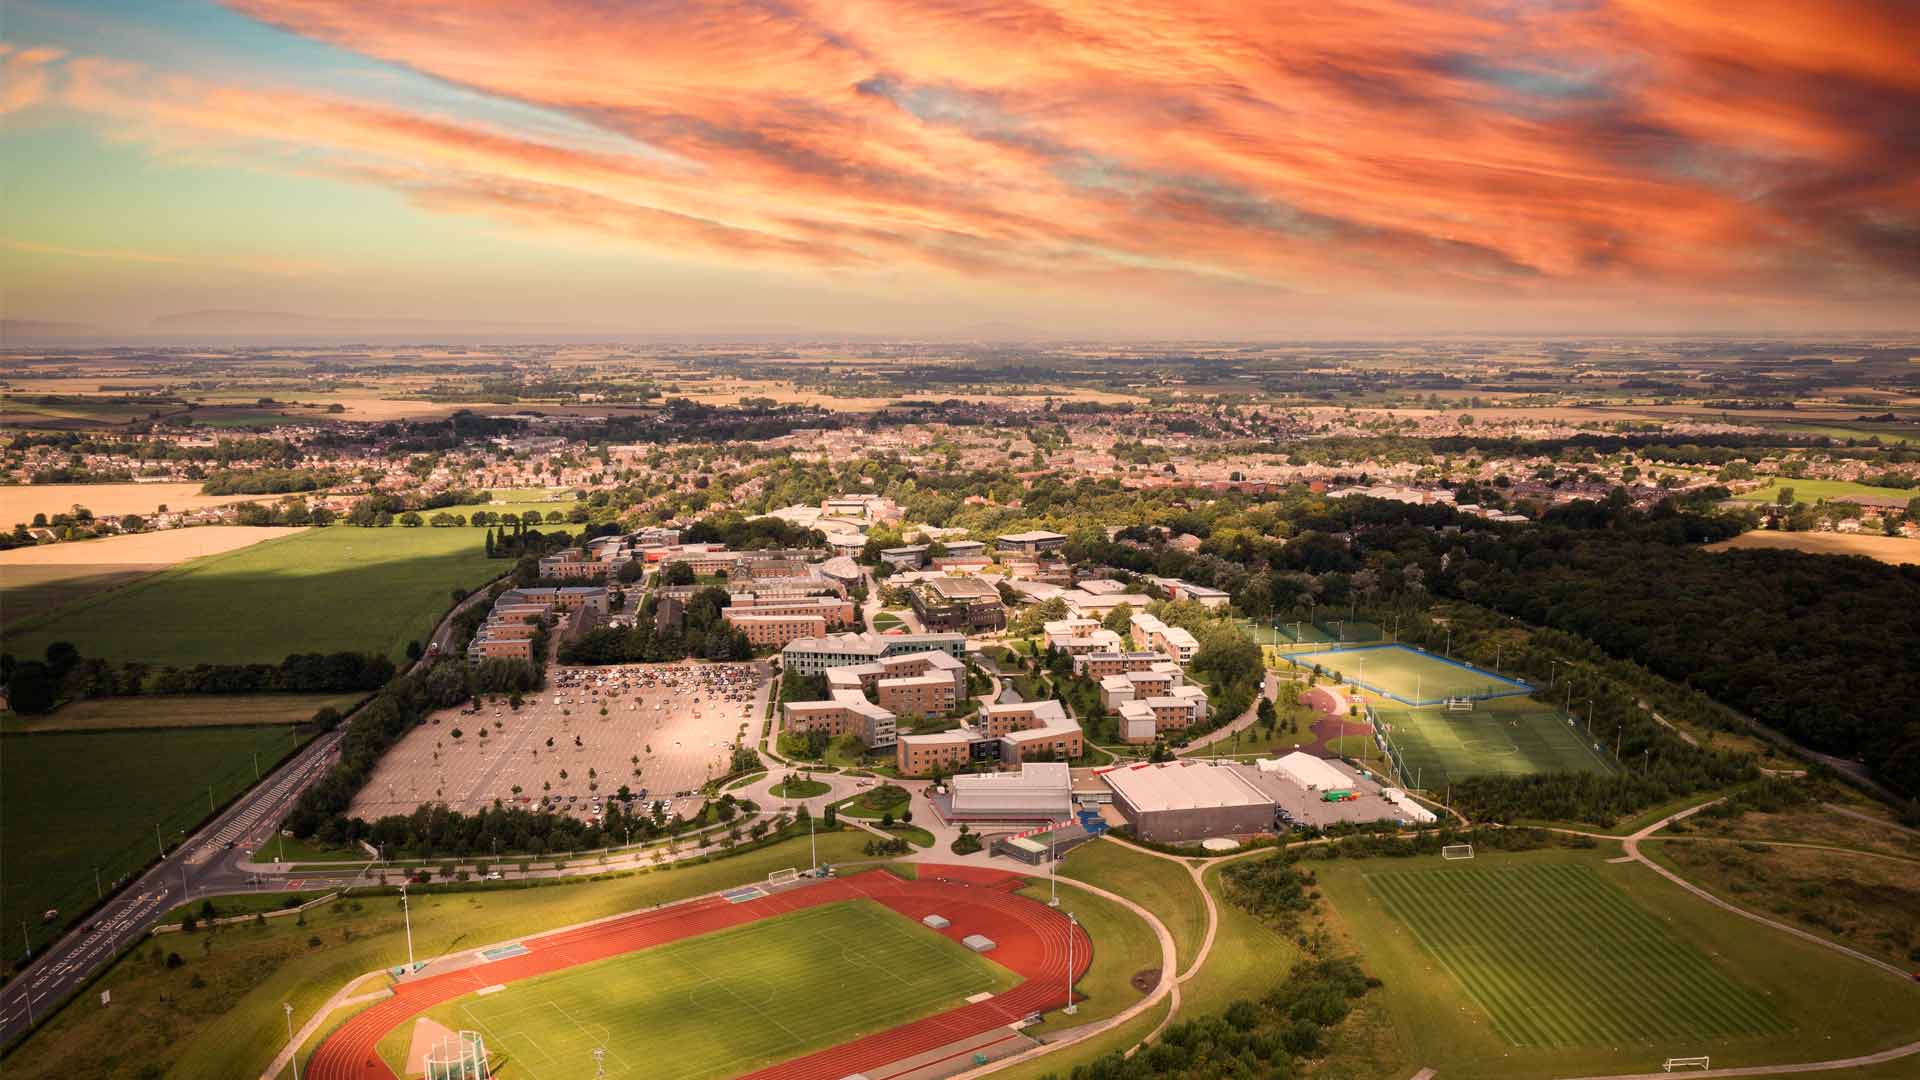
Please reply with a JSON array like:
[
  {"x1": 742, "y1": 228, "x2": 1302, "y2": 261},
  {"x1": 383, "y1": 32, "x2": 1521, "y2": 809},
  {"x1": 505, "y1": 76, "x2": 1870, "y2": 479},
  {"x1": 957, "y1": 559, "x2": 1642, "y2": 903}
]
[{"x1": 306, "y1": 866, "x2": 1089, "y2": 1080}]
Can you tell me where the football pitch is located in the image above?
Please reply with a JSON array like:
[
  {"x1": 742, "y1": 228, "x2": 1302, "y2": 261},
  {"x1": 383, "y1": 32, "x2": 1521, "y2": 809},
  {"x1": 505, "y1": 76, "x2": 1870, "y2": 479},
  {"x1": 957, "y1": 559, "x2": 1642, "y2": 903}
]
[
  {"x1": 402, "y1": 899, "x2": 1021, "y2": 1080},
  {"x1": 1368, "y1": 863, "x2": 1789, "y2": 1047},
  {"x1": 1373, "y1": 697, "x2": 1612, "y2": 788},
  {"x1": 1289, "y1": 643, "x2": 1529, "y2": 705}
]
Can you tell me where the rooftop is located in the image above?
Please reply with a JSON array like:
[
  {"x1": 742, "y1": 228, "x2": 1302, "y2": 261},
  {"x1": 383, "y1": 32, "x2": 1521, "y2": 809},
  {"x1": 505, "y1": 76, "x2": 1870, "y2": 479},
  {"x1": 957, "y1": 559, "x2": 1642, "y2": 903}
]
[{"x1": 1100, "y1": 760, "x2": 1273, "y2": 813}]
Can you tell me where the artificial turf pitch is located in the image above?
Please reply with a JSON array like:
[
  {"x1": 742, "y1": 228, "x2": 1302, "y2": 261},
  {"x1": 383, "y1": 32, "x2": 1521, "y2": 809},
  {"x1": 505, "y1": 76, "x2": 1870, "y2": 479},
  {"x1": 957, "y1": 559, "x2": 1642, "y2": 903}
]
[
  {"x1": 1368, "y1": 863, "x2": 1788, "y2": 1047},
  {"x1": 403, "y1": 899, "x2": 1021, "y2": 1080},
  {"x1": 1372, "y1": 697, "x2": 1612, "y2": 788},
  {"x1": 1289, "y1": 643, "x2": 1527, "y2": 705}
]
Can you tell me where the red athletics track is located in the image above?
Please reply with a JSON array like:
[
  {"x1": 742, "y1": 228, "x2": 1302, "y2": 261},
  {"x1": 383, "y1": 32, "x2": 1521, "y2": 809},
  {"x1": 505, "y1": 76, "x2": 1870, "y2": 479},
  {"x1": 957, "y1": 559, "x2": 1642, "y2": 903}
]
[{"x1": 306, "y1": 865, "x2": 1090, "y2": 1080}]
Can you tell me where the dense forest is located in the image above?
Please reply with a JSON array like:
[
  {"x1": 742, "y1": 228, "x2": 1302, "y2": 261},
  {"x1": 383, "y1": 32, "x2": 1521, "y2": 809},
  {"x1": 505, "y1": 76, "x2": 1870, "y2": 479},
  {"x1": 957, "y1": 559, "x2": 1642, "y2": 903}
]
[
  {"x1": 1437, "y1": 531, "x2": 1920, "y2": 794},
  {"x1": 0, "y1": 645, "x2": 395, "y2": 713}
]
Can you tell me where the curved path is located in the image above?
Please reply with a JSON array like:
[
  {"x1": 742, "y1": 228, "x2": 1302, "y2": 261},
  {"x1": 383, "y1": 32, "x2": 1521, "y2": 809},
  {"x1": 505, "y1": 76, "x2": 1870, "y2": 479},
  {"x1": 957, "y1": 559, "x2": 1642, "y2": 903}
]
[{"x1": 305, "y1": 867, "x2": 1089, "y2": 1080}]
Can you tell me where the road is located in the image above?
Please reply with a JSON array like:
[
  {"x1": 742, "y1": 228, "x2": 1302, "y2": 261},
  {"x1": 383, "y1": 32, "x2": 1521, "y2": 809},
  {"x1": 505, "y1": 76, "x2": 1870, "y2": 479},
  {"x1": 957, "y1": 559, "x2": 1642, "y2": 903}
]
[{"x1": 0, "y1": 726, "x2": 346, "y2": 1046}]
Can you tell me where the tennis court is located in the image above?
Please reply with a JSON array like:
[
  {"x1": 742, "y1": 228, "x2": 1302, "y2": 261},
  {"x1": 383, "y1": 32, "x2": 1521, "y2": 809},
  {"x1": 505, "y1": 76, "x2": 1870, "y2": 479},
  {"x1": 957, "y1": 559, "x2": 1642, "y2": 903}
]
[
  {"x1": 1286, "y1": 643, "x2": 1530, "y2": 705},
  {"x1": 1371, "y1": 697, "x2": 1613, "y2": 788}
]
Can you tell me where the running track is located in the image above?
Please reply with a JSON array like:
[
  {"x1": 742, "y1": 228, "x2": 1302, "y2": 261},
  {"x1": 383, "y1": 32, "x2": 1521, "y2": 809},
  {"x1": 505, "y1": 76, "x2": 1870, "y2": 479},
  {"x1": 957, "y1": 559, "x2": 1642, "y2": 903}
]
[{"x1": 306, "y1": 866, "x2": 1090, "y2": 1080}]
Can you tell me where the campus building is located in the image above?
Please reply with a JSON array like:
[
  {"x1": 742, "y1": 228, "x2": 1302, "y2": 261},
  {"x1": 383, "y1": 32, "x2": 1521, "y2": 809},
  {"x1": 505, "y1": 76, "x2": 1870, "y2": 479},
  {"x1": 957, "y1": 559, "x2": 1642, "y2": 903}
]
[
  {"x1": 725, "y1": 612, "x2": 828, "y2": 648},
  {"x1": 1072, "y1": 650, "x2": 1171, "y2": 678},
  {"x1": 779, "y1": 631, "x2": 967, "y2": 676},
  {"x1": 893, "y1": 699, "x2": 1085, "y2": 776},
  {"x1": 907, "y1": 575, "x2": 1007, "y2": 632},
  {"x1": 1043, "y1": 618, "x2": 1124, "y2": 655},
  {"x1": 1129, "y1": 612, "x2": 1199, "y2": 664},
  {"x1": 995, "y1": 530, "x2": 1068, "y2": 555},
  {"x1": 945, "y1": 762, "x2": 1073, "y2": 822}
]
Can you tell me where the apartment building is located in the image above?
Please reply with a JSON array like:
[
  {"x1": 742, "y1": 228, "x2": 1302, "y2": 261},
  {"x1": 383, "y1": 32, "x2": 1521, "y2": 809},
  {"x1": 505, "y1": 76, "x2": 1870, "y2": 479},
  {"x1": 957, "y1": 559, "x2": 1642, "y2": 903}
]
[
  {"x1": 1130, "y1": 612, "x2": 1199, "y2": 664},
  {"x1": 1072, "y1": 650, "x2": 1174, "y2": 678},
  {"x1": 726, "y1": 612, "x2": 828, "y2": 648},
  {"x1": 779, "y1": 631, "x2": 966, "y2": 676}
]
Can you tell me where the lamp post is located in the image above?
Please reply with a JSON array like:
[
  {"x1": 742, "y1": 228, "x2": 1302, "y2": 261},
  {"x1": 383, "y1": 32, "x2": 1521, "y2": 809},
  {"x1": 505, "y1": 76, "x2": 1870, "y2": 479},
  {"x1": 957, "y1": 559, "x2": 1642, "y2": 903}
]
[
  {"x1": 399, "y1": 883, "x2": 415, "y2": 970},
  {"x1": 284, "y1": 1002, "x2": 299, "y2": 1080},
  {"x1": 1063, "y1": 911, "x2": 1078, "y2": 1015}
]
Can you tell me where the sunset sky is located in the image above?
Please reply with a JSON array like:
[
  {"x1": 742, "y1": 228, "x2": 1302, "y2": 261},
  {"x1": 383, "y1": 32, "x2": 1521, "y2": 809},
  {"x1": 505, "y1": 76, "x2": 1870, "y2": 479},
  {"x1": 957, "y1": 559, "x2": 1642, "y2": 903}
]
[{"x1": 3, "y1": 0, "x2": 1917, "y2": 338}]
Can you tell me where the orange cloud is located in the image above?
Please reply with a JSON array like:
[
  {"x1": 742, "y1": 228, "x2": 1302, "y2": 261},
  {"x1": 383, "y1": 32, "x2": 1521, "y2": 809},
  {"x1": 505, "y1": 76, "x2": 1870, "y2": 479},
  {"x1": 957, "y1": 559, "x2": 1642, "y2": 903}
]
[{"x1": 19, "y1": 1, "x2": 1920, "y2": 315}]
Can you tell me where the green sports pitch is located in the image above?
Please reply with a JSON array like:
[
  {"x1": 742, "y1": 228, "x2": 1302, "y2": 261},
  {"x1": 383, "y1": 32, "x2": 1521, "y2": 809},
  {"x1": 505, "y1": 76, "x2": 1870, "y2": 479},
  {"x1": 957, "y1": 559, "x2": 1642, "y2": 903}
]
[
  {"x1": 1287, "y1": 643, "x2": 1529, "y2": 705},
  {"x1": 1371, "y1": 697, "x2": 1613, "y2": 788},
  {"x1": 1369, "y1": 862, "x2": 1788, "y2": 1047},
  {"x1": 395, "y1": 899, "x2": 1020, "y2": 1080}
]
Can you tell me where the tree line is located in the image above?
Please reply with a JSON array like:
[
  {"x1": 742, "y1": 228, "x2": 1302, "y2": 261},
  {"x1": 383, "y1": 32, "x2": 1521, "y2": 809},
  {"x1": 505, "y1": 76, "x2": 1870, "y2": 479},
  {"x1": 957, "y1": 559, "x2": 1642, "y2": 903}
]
[{"x1": 1, "y1": 643, "x2": 395, "y2": 714}]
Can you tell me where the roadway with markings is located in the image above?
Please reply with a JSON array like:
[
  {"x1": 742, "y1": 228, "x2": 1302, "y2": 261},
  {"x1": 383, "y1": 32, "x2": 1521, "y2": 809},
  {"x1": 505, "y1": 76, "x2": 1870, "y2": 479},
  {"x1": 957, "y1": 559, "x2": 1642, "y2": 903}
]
[{"x1": 0, "y1": 728, "x2": 345, "y2": 1045}]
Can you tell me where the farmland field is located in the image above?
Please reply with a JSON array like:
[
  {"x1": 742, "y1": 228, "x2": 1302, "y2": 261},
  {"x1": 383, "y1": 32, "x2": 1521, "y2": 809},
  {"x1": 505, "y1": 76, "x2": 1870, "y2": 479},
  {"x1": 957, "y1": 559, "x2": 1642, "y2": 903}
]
[
  {"x1": 390, "y1": 899, "x2": 1018, "y2": 1080},
  {"x1": 1706, "y1": 530, "x2": 1920, "y2": 566},
  {"x1": 1372, "y1": 696, "x2": 1613, "y2": 788},
  {"x1": 0, "y1": 483, "x2": 273, "y2": 527},
  {"x1": 1368, "y1": 862, "x2": 1786, "y2": 1046},
  {"x1": 0, "y1": 725, "x2": 308, "y2": 952},
  {"x1": 6, "y1": 692, "x2": 360, "y2": 732},
  {"x1": 4, "y1": 526, "x2": 498, "y2": 666},
  {"x1": 0, "y1": 526, "x2": 306, "y2": 617},
  {"x1": 1730, "y1": 478, "x2": 1916, "y2": 505}
]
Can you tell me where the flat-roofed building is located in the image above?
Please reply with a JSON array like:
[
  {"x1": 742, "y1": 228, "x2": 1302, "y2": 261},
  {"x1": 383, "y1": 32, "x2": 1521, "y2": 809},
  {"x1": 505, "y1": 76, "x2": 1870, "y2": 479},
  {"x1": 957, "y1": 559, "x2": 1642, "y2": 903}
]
[
  {"x1": 779, "y1": 631, "x2": 965, "y2": 676},
  {"x1": 908, "y1": 574, "x2": 1006, "y2": 632},
  {"x1": 941, "y1": 540, "x2": 987, "y2": 558},
  {"x1": 1146, "y1": 577, "x2": 1232, "y2": 609},
  {"x1": 725, "y1": 595, "x2": 855, "y2": 627},
  {"x1": 879, "y1": 545, "x2": 929, "y2": 570},
  {"x1": 947, "y1": 763, "x2": 1072, "y2": 822},
  {"x1": 996, "y1": 530, "x2": 1068, "y2": 555},
  {"x1": 1130, "y1": 612, "x2": 1198, "y2": 664},
  {"x1": 1099, "y1": 761, "x2": 1278, "y2": 842},
  {"x1": 1073, "y1": 650, "x2": 1169, "y2": 678},
  {"x1": 877, "y1": 672, "x2": 960, "y2": 718},
  {"x1": 1117, "y1": 684, "x2": 1208, "y2": 737},
  {"x1": 726, "y1": 612, "x2": 828, "y2": 647},
  {"x1": 1058, "y1": 589, "x2": 1137, "y2": 619},
  {"x1": 896, "y1": 729, "x2": 974, "y2": 776},
  {"x1": 781, "y1": 698, "x2": 897, "y2": 749}
]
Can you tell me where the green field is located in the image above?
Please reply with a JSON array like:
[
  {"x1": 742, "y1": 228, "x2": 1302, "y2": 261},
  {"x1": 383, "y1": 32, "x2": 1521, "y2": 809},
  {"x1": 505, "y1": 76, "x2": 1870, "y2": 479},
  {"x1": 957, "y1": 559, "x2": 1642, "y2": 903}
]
[
  {"x1": 396, "y1": 899, "x2": 1018, "y2": 1080},
  {"x1": 0, "y1": 724, "x2": 307, "y2": 951},
  {"x1": 1369, "y1": 862, "x2": 1786, "y2": 1047},
  {"x1": 871, "y1": 610, "x2": 907, "y2": 632},
  {"x1": 4, "y1": 692, "x2": 359, "y2": 732},
  {"x1": 1731, "y1": 478, "x2": 1917, "y2": 505},
  {"x1": 0, "y1": 564, "x2": 162, "y2": 618},
  {"x1": 1374, "y1": 696, "x2": 1612, "y2": 788},
  {"x1": 3, "y1": 526, "x2": 498, "y2": 666},
  {"x1": 1288, "y1": 644, "x2": 1526, "y2": 704}
]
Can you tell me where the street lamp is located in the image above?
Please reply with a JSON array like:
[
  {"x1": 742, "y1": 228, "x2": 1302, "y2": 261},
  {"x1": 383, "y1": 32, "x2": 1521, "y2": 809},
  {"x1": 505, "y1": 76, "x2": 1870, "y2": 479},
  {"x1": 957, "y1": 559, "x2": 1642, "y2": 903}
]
[
  {"x1": 398, "y1": 883, "x2": 416, "y2": 970},
  {"x1": 1063, "y1": 911, "x2": 1079, "y2": 1015},
  {"x1": 284, "y1": 1002, "x2": 299, "y2": 1080}
]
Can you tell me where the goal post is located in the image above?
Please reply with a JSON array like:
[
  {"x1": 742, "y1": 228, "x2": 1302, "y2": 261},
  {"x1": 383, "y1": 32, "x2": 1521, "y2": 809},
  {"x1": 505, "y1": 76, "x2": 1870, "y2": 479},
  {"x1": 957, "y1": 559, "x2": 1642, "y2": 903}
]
[
  {"x1": 1445, "y1": 697, "x2": 1475, "y2": 712},
  {"x1": 1662, "y1": 1056, "x2": 1710, "y2": 1072},
  {"x1": 1441, "y1": 844, "x2": 1474, "y2": 861},
  {"x1": 425, "y1": 1031, "x2": 490, "y2": 1080},
  {"x1": 767, "y1": 867, "x2": 800, "y2": 887}
]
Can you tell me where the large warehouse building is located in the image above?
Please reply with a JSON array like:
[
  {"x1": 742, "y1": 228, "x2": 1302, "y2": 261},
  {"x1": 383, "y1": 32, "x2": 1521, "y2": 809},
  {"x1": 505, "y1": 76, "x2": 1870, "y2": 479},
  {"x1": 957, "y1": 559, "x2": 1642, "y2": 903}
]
[
  {"x1": 1098, "y1": 753, "x2": 1430, "y2": 842},
  {"x1": 943, "y1": 762, "x2": 1073, "y2": 823}
]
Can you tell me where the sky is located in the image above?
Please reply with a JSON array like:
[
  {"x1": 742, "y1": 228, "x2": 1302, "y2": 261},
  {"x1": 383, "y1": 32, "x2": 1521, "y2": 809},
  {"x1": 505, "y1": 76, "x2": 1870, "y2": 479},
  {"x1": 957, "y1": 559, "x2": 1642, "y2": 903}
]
[{"x1": 2, "y1": 0, "x2": 1917, "y2": 339}]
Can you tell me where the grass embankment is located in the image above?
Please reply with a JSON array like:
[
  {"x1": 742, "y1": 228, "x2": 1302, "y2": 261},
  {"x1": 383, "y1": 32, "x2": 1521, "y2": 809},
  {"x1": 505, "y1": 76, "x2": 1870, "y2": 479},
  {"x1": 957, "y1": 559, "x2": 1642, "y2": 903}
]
[
  {"x1": 1, "y1": 830, "x2": 879, "y2": 1080},
  {"x1": 1058, "y1": 838, "x2": 1207, "y2": 972},
  {"x1": 1, "y1": 725, "x2": 308, "y2": 954},
  {"x1": 1014, "y1": 878, "x2": 1161, "y2": 1035},
  {"x1": 5, "y1": 526, "x2": 497, "y2": 666}
]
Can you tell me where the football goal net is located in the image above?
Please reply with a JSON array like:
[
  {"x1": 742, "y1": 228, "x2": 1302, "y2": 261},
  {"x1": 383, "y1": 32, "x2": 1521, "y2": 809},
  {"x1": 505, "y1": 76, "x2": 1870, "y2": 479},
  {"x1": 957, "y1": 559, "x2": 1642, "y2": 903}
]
[
  {"x1": 1445, "y1": 697, "x2": 1475, "y2": 712},
  {"x1": 1441, "y1": 844, "x2": 1474, "y2": 861},
  {"x1": 767, "y1": 867, "x2": 801, "y2": 887},
  {"x1": 1661, "y1": 1056, "x2": 1710, "y2": 1072},
  {"x1": 425, "y1": 1032, "x2": 489, "y2": 1080}
]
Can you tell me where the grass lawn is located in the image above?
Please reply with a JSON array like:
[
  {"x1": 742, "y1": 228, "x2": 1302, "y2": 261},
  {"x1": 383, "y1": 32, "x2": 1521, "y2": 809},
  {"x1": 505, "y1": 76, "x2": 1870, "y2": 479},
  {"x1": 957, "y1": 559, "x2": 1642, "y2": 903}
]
[
  {"x1": 1059, "y1": 838, "x2": 1207, "y2": 972},
  {"x1": 4, "y1": 692, "x2": 360, "y2": 732},
  {"x1": 1312, "y1": 846, "x2": 1920, "y2": 1077},
  {"x1": 0, "y1": 725, "x2": 308, "y2": 953},
  {"x1": 4, "y1": 526, "x2": 498, "y2": 666},
  {"x1": 871, "y1": 610, "x2": 906, "y2": 632},
  {"x1": 1370, "y1": 861, "x2": 1787, "y2": 1046},
  {"x1": 1014, "y1": 878, "x2": 1161, "y2": 1034},
  {"x1": 986, "y1": 996, "x2": 1173, "y2": 1080},
  {"x1": 768, "y1": 777, "x2": 830, "y2": 798},
  {"x1": 876, "y1": 823, "x2": 936, "y2": 848},
  {"x1": 1287, "y1": 643, "x2": 1528, "y2": 705},
  {"x1": 1182, "y1": 859, "x2": 1300, "y2": 1017},
  {"x1": 395, "y1": 899, "x2": 1018, "y2": 1080},
  {"x1": 1731, "y1": 477, "x2": 1919, "y2": 504},
  {"x1": 835, "y1": 784, "x2": 911, "y2": 820},
  {"x1": 0, "y1": 564, "x2": 162, "y2": 618},
  {"x1": 2, "y1": 830, "x2": 881, "y2": 1080},
  {"x1": 1374, "y1": 696, "x2": 1614, "y2": 789}
]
